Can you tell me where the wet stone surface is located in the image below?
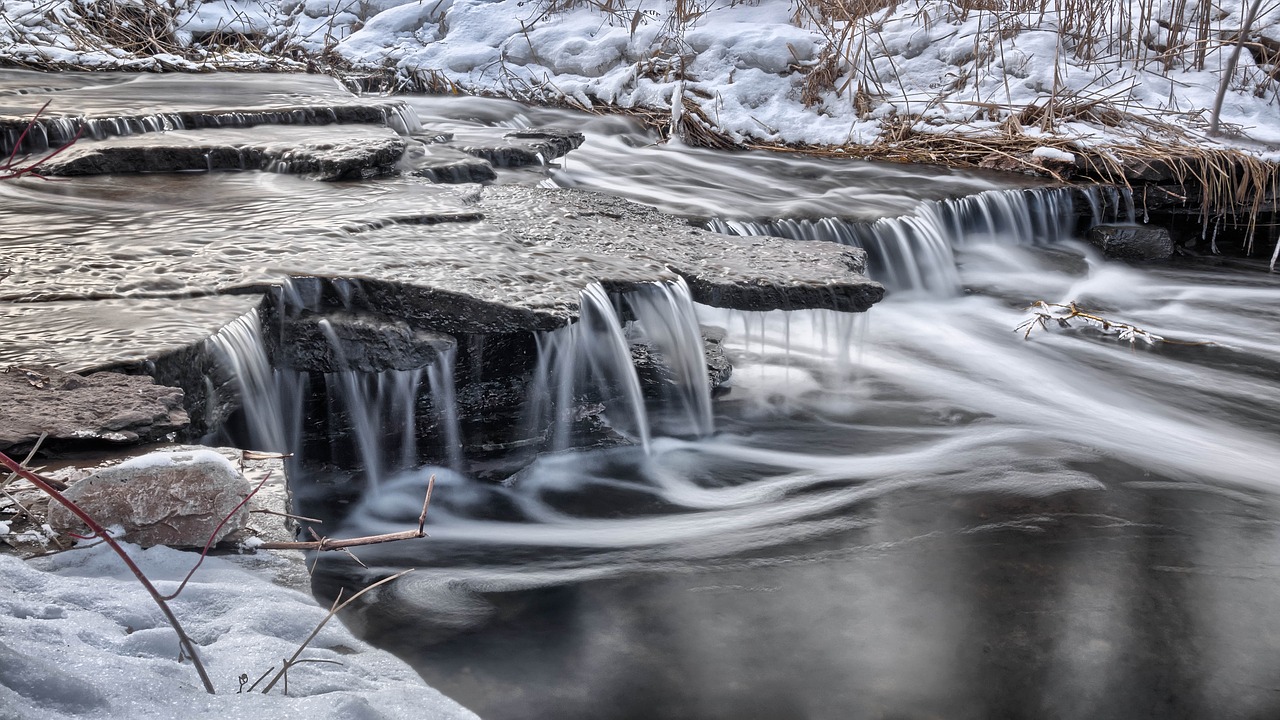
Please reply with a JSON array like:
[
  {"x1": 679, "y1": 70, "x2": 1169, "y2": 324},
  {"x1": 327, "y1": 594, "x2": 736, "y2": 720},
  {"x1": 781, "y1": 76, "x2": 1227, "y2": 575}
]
[
  {"x1": 35, "y1": 125, "x2": 407, "y2": 181},
  {"x1": 0, "y1": 72, "x2": 415, "y2": 156}
]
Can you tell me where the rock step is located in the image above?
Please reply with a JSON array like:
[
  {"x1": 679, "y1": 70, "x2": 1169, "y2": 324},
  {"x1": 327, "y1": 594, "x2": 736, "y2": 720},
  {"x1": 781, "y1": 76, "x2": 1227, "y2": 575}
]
[
  {"x1": 0, "y1": 72, "x2": 415, "y2": 157},
  {"x1": 33, "y1": 125, "x2": 407, "y2": 180}
]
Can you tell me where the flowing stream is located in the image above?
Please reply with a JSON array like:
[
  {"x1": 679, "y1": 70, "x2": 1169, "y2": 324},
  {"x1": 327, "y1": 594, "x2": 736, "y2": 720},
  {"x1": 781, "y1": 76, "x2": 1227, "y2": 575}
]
[
  {"x1": 4, "y1": 81, "x2": 1280, "y2": 719},
  {"x1": 311, "y1": 96, "x2": 1280, "y2": 720}
]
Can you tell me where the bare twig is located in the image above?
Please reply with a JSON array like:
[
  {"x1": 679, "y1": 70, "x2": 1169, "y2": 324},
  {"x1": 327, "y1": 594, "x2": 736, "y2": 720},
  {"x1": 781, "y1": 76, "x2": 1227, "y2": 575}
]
[
  {"x1": 255, "y1": 474, "x2": 434, "y2": 552},
  {"x1": 160, "y1": 473, "x2": 272, "y2": 601},
  {"x1": 260, "y1": 568, "x2": 414, "y2": 694},
  {"x1": 1016, "y1": 300, "x2": 1216, "y2": 346}
]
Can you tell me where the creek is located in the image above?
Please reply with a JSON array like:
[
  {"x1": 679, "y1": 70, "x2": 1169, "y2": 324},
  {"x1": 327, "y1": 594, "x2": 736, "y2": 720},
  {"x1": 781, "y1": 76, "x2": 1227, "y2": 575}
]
[{"x1": 4, "y1": 78, "x2": 1280, "y2": 720}]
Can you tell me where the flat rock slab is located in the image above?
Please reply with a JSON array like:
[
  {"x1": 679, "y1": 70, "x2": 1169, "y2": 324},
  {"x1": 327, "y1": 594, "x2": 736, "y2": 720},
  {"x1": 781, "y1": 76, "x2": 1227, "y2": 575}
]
[
  {"x1": 404, "y1": 143, "x2": 499, "y2": 183},
  {"x1": 46, "y1": 448, "x2": 250, "y2": 548},
  {"x1": 34, "y1": 125, "x2": 406, "y2": 180},
  {"x1": 0, "y1": 72, "x2": 415, "y2": 156},
  {"x1": 2, "y1": 173, "x2": 881, "y2": 343},
  {"x1": 0, "y1": 365, "x2": 188, "y2": 454},
  {"x1": 476, "y1": 186, "x2": 885, "y2": 316}
]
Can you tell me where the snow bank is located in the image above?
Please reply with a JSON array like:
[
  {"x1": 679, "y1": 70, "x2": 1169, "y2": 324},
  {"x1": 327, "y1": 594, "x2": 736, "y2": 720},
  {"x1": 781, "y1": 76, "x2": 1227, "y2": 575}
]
[
  {"x1": 0, "y1": 544, "x2": 478, "y2": 720},
  {"x1": 3, "y1": 0, "x2": 1274, "y2": 160}
]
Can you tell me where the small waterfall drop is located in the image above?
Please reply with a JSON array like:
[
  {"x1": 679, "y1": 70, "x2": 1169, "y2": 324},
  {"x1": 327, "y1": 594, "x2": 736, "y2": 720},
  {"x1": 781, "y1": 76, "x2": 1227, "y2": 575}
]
[
  {"x1": 321, "y1": 368, "x2": 422, "y2": 486},
  {"x1": 206, "y1": 310, "x2": 288, "y2": 453},
  {"x1": 624, "y1": 278, "x2": 715, "y2": 437},
  {"x1": 708, "y1": 187, "x2": 1078, "y2": 297},
  {"x1": 527, "y1": 283, "x2": 653, "y2": 454},
  {"x1": 426, "y1": 347, "x2": 464, "y2": 471}
]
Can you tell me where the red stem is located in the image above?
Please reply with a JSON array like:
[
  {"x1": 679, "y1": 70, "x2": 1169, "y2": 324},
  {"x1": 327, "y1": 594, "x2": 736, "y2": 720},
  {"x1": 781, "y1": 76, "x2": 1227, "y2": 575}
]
[
  {"x1": 3, "y1": 100, "x2": 50, "y2": 171},
  {"x1": 0, "y1": 451, "x2": 217, "y2": 695}
]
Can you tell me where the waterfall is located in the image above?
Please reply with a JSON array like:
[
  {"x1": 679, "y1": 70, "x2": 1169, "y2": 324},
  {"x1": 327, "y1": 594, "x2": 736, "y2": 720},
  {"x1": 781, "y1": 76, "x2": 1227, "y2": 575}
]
[
  {"x1": 321, "y1": 368, "x2": 422, "y2": 486},
  {"x1": 426, "y1": 347, "x2": 464, "y2": 471},
  {"x1": 206, "y1": 310, "x2": 288, "y2": 453},
  {"x1": 624, "y1": 278, "x2": 715, "y2": 437},
  {"x1": 707, "y1": 187, "x2": 1078, "y2": 297},
  {"x1": 527, "y1": 283, "x2": 653, "y2": 453}
]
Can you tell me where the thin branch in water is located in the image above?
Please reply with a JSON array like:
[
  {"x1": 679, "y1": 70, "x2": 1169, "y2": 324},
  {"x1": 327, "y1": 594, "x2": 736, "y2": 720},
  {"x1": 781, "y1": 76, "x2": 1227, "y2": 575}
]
[
  {"x1": 255, "y1": 474, "x2": 434, "y2": 552},
  {"x1": 1015, "y1": 300, "x2": 1215, "y2": 346}
]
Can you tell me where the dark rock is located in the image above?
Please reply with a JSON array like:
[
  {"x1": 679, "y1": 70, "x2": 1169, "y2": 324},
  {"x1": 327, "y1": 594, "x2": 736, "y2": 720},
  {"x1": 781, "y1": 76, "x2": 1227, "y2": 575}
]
[
  {"x1": 702, "y1": 327, "x2": 733, "y2": 388},
  {"x1": 403, "y1": 142, "x2": 499, "y2": 183},
  {"x1": 632, "y1": 328, "x2": 733, "y2": 399},
  {"x1": 1087, "y1": 223, "x2": 1175, "y2": 260},
  {"x1": 0, "y1": 365, "x2": 188, "y2": 455},
  {"x1": 34, "y1": 125, "x2": 406, "y2": 180},
  {"x1": 46, "y1": 449, "x2": 250, "y2": 548},
  {"x1": 272, "y1": 309, "x2": 457, "y2": 373},
  {"x1": 455, "y1": 127, "x2": 585, "y2": 168}
]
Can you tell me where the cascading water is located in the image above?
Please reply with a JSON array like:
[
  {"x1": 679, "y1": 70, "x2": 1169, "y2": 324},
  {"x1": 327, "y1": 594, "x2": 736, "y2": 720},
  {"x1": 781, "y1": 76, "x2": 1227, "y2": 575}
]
[
  {"x1": 321, "y1": 368, "x2": 422, "y2": 486},
  {"x1": 426, "y1": 347, "x2": 464, "y2": 471},
  {"x1": 707, "y1": 187, "x2": 1078, "y2": 296},
  {"x1": 623, "y1": 278, "x2": 716, "y2": 437},
  {"x1": 526, "y1": 283, "x2": 653, "y2": 453},
  {"x1": 205, "y1": 309, "x2": 288, "y2": 453}
]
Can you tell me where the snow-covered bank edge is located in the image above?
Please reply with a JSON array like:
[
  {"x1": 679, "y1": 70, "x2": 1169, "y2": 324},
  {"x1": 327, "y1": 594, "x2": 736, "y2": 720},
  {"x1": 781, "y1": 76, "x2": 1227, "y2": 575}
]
[
  {"x1": 0, "y1": 447, "x2": 476, "y2": 720},
  {"x1": 0, "y1": 544, "x2": 477, "y2": 720},
  {"x1": 3, "y1": 0, "x2": 1277, "y2": 256}
]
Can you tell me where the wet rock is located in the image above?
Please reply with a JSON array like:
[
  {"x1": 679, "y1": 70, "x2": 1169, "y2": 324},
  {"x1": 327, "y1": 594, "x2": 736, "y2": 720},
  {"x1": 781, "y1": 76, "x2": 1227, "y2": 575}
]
[
  {"x1": 1087, "y1": 223, "x2": 1174, "y2": 260},
  {"x1": 34, "y1": 125, "x2": 406, "y2": 180},
  {"x1": 478, "y1": 186, "x2": 885, "y2": 317},
  {"x1": 0, "y1": 366, "x2": 188, "y2": 455},
  {"x1": 702, "y1": 326, "x2": 733, "y2": 388},
  {"x1": 457, "y1": 128, "x2": 585, "y2": 168},
  {"x1": 0, "y1": 73, "x2": 414, "y2": 157},
  {"x1": 404, "y1": 144, "x2": 499, "y2": 183},
  {"x1": 632, "y1": 328, "x2": 733, "y2": 399},
  {"x1": 271, "y1": 309, "x2": 457, "y2": 373},
  {"x1": 46, "y1": 449, "x2": 250, "y2": 548}
]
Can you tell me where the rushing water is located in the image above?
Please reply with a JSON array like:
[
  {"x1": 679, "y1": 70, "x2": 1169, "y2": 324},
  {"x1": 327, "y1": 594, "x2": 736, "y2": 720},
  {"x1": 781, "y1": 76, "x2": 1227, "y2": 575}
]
[
  {"x1": 306, "y1": 97, "x2": 1280, "y2": 720},
  {"x1": 4, "y1": 75, "x2": 1280, "y2": 719}
]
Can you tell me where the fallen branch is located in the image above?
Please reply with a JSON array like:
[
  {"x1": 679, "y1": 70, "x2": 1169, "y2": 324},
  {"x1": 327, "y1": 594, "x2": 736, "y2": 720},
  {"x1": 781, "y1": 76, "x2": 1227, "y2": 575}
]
[
  {"x1": 255, "y1": 474, "x2": 434, "y2": 552},
  {"x1": 0, "y1": 450, "x2": 217, "y2": 694},
  {"x1": 1016, "y1": 300, "x2": 1215, "y2": 346}
]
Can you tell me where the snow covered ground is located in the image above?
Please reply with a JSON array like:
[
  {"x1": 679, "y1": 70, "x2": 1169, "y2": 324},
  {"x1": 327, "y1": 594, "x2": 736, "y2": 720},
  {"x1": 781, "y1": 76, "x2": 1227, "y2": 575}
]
[
  {"x1": 1, "y1": 0, "x2": 1277, "y2": 160},
  {"x1": 0, "y1": 543, "x2": 478, "y2": 720}
]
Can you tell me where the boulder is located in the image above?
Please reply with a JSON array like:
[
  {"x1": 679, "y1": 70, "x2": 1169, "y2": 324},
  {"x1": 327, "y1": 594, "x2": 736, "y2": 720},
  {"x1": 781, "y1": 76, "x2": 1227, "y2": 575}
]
[
  {"x1": 0, "y1": 366, "x2": 188, "y2": 455},
  {"x1": 1087, "y1": 223, "x2": 1174, "y2": 260},
  {"x1": 46, "y1": 449, "x2": 251, "y2": 548}
]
